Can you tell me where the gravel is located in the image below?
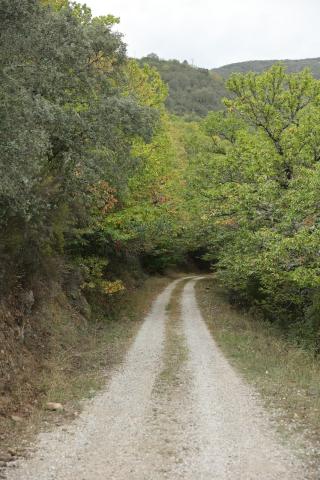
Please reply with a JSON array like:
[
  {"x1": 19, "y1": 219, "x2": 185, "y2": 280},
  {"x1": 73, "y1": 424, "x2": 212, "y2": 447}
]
[{"x1": 6, "y1": 277, "x2": 306, "y2": 479}]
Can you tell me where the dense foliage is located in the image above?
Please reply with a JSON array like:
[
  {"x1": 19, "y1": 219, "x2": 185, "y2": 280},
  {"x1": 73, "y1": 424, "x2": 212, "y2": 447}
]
[
  {"x1": 3, "y1": 0, "x2": 320, "y2": 352},
  {"x1": 185, "y1": 66, "x2": 320, "y2": 350},
  {"x1": 0, "y1": 0, "x2": 191, "y2": 296}
]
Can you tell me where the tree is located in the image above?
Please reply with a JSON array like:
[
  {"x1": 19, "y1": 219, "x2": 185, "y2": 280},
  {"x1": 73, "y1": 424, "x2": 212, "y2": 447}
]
[
  {"x1": 184, "y1": 65, "x2": 320, "y2": 348},
  {"x1": 226, "y1": 65, "x2": 320, "y2": 185},
  {"x1": 0, "y1": 0, "x2": 157, "y2": 290}
]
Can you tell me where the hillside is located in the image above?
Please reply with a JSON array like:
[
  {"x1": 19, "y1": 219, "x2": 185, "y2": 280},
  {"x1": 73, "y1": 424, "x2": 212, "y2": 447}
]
[
  {"x1": 139, "y1": 54, "x2": 228, "y2": 117},
  {"x1": 140, "y1": 55, "x2": 320, "y2": 117},
  {"x1": 213, "y1": 57, "x2": 320, "y2": 78}
]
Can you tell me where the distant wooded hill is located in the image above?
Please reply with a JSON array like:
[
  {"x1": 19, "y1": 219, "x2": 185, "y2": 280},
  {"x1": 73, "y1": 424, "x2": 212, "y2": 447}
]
[
  {"x1": 139, "y1": 54, "x2": 228, "y2": 118},
  {"x1": 213, "y1": 57, "x2": 320, "y2": 78},
  {"x1": 140, "y1": 54, "x2": 320, "y2": 117}
]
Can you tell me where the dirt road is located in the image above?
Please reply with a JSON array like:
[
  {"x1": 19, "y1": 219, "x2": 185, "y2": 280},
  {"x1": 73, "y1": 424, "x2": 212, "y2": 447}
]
[{"x1": 6, "y1": 277, "x2": 305, "y2": 479}]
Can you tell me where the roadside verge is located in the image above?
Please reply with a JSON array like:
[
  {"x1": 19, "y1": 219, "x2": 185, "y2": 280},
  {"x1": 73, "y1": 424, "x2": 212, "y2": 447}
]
[{"x1": 196, "y1": 278, "x2": 320, "y2": 476}]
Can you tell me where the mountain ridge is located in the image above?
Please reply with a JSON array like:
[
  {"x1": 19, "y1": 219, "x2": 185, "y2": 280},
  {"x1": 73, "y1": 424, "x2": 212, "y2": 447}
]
[{"x1": 213, "y1": 57, "x2": 320, "y2": 78}]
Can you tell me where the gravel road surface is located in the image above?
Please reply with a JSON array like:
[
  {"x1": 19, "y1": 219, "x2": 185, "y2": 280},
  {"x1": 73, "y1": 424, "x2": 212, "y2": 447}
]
[{"x1": 6, "y1": 277, "x2": 305, "y2": 479}]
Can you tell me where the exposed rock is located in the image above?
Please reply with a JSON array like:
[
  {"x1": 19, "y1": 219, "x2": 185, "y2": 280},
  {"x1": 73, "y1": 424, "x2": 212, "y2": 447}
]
[
  {"x1": 0, "y1": 454, "x2": 14, "y2": 463},
  {"x1": 46, "y1": 402, "x2": 64, "y2": 412},
  {"x1": 20, "y1": 290, "x2": 34, "y2": 315},
  {"x1": 65, "y1": 269, "x2": 91, "y2": 319},
  {"x1": 308, "y1": 387, "x2": 319, "y2": 397},
  {"x1": 10, "y1": 415, "x2": 23, "y2": 423}
]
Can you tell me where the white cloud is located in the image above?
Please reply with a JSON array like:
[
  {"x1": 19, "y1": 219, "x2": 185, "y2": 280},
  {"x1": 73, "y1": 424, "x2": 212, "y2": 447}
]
[{"x1": 85, "y1": 0, "x2": 320, "y2": 67}]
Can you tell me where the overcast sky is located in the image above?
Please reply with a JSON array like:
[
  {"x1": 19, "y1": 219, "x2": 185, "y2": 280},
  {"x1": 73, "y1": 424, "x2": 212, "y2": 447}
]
[{"x1": 85, "y1": 0, "x2": 320, "y2": 68}]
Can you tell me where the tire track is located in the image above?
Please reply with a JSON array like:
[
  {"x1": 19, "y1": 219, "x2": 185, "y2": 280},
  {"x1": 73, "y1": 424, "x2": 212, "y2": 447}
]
[{"x1": 181, "y1": 278, "x2": 305, "y2": 479}]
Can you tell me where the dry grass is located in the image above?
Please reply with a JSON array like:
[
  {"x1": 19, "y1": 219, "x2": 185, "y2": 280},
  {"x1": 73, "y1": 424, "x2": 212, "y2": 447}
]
[{"x1": 196, "y1": 278, "x2": 320, "y2": 471}]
